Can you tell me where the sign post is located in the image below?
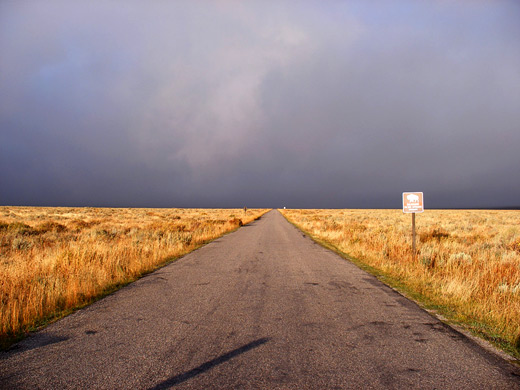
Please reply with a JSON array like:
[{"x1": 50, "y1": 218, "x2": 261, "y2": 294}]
[
  {"x1": 402, "y1": 192, "x2": 424, "y2": 261},
  {"x1": 412, "y1": 212, "x2": 416, "y2": 260}
]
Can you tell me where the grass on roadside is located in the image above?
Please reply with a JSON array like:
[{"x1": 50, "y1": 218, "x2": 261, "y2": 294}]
[
  {"x1": 0, "y1": 206, "x2": 269, "y2": 350},
  {"x1": 280, "y1": 208, "x2": 520, "y2": 360}
]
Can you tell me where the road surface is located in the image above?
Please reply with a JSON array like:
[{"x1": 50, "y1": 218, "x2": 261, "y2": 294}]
[{"x1": 1, "y1": 210, "x2": 519, "y2": 389}]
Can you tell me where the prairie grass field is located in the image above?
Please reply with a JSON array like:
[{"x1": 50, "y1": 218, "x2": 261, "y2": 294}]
[
  {"x1": 280, "y1": 209, "x2": 520, "y2": 356},
  {"x1": 0, "y1": 206, "x2": 268, "y2": 348}
]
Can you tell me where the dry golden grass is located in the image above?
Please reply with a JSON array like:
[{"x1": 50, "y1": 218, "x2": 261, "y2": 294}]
[
  {"x1": 0, "y1": 206, "x2": 268, "y2": 346},
  {"x1": 280, "y1": 209, "x2": 520, "y2": 354}
]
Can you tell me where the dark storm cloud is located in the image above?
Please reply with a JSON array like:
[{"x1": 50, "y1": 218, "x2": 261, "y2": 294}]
[{"x1": 1, "y1": 1, "x2": 519, "y2": 208}]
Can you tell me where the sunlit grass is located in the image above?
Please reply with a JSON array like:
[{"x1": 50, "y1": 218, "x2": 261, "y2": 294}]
[
  {"x1": 0, "y1": 206, "x2": 269, "y2": 348},
  {"x1": 280, "y1": 209, "x2": 520, "y2": 356}
]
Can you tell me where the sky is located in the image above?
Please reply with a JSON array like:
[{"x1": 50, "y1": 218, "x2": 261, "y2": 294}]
[{"x1": 1, "y1": 1, "x2": 519, "y2": 209}]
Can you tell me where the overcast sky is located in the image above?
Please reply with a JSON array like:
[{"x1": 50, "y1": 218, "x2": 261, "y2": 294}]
[{"x1": 1, "y1": 1, "x2": 519, "y2": 209}]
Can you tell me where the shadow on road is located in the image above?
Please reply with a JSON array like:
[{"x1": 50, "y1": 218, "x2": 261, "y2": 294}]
[
  {"x1": 4, "y1": 334, "x2": 69, "y2": 355},
  {"x1": 148, "y1": 337, "x2": 270, "y2": 389}
]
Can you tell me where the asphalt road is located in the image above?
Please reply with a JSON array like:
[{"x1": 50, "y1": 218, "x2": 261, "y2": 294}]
[{"x1": 1, "y1": 210, "x2": 519, "y2": 389}]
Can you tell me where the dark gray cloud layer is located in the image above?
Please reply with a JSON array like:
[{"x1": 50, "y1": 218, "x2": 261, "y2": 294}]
[{"x1": 1, "y1": 1, "x2": 519, "y2": 208}]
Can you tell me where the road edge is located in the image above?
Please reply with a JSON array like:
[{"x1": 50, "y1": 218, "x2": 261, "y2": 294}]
[
  {"x1": 278, "y1": 210, "x2": 520, "y2": 369},
  {"x1": 1, "y1": 209, "x2": 271, "y2": 351}
]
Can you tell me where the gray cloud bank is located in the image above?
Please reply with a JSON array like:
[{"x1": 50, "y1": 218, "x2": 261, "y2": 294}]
[{"x1": 1, "y1": 1, "x2": 519, "y2": 208}]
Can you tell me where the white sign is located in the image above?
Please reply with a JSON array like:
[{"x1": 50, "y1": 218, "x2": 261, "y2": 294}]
[{"x1": 403, "y1": 192, "x2": 424, "y2": 213}]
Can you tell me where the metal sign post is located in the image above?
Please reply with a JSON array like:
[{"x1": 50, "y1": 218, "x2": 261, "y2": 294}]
[{"x1": 403, "y1": 192, "x2": 424, "y2": 261}]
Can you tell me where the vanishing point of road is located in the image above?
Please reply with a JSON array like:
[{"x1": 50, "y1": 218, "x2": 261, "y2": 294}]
[{"x1": 1, "y1": 210, "x2": 519, "y2": 389}]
